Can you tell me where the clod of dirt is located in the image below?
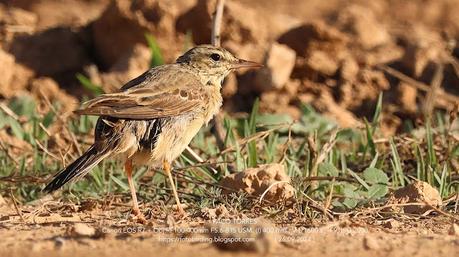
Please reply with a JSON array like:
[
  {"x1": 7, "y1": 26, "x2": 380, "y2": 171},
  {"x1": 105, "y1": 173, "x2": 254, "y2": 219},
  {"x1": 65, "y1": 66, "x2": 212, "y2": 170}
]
[
  {"x1": 9, "y1": 27, "x2": 90, "y2": 76},
  {"x1": 100, "y1": 43, "x2": 151, "y2": 93},
  {"x1": 92, "y1": 0, "x2": 185, "y2": 68},
  {"x1": 177, "y1": 0, "x2": 267, "y2": 46},
  {"x1": 385, "y1": 181, "x2": 442, "y2": 214},
  {"x1": 398, "y1": 82, "x2": 418, "y2": 114},
  {"x1": 67, "y1": 223, "x2": 96, "y2": 238},
  {"x1": 448, "y1": 223, "x2": 459, "y2": 236},
  {"x1": 0, "y1": 49, "x2": 16, "y2": 97},
  {"x1": 398, "y1": 26, "x2": 445, "y2": 77},
  {"x1": 382, "y1": 219, "x2": 401, "y2": 229},
  {"x1": 336, "y1": 5, "x2": 391, "y2": 49},
  {"x1": 0, "y1": 48, "x2": 35, "y2": 98},
  {"x1": 255, "y1": 43, "x2": 296, "y2": 92},
  {"x1": 306, "y1": 50, "x2": 339, "y2": 76},
  {"x1": 9, "y1": 0, "x2": 108, "y2": 29},
  {"x1": 0, "y1": 5, "x2": 37, "y2": 42},
  {"x1": 221, "y1": 73, "x2": 238, "y2": 99},
  {"x1": 340, "y1": 57, "x2": 359, "y2": 82},
  {"x1": 0, "y1": 195, "x2": 7, "y2": 207},
  {"x1": 219, "y1": 163, "x2": 295, "y2": 203},
  {"x1": 363, "y1": 235, "x2": 381, "y2": 250},
  {"x1": 277, "y1": 21, "x2": 348, "y2": 57},
  {"x1": 201, "y1": 204, "x2": 230, "y2": 220},
  {"x1": 304, "y1": 87, "x2": 361, "y2": 128},
  {"x1": 30, "y1": 77, "x2": 78, "y2": 114},
  {"x1": 0, "y1": 130, "x2": 32, "y2": 155},
  {"x1": 207, "y1": 219, "x2": 275, "y2": 253}
]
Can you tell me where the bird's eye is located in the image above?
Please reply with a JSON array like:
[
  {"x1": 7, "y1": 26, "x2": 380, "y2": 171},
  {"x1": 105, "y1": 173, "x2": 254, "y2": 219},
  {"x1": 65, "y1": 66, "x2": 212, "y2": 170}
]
[{"x1": 210, "y1": 53, "x2": 221, "y2": 61}]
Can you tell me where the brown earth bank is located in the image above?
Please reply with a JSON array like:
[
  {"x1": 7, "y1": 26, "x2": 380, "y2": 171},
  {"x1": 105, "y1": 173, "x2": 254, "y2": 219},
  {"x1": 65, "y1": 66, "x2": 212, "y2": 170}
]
[{"x1": 1, "y1": 0, "x2": 459, "y2": 133}]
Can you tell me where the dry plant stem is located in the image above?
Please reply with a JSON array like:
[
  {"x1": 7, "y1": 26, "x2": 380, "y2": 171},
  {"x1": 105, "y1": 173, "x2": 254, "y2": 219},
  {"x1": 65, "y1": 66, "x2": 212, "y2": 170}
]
[
  {"x1": 39, "y1": 91, "x2": 83, "y2": 156},
  {"x1": 212, "y1": 112, "x2": 227, "y2": 151},
  {"x1": 210, "y1": 0, "x2": 227, "y2": 150},
  {"x1": 380, "y1": 65, "x2": 459, "y2": 104},
  {"x1": 211, "y1": 0, "x2": 225, "y2": 47},
  {"x1": 0, "y1": 141, "x2": 19, "y2": 166},
  {"x1": 34, "y1": 139, "x2": 60, "y2": 161},
  {"x1": 10, "y1": 190, "x2": 25, "y2": 223},
  {"x1": 163, "y1": 160, "x2": 185, "y2": 215},
  {"x1": 423, "y1": 62, "x2": 444, "y2": 121},
  {"x1": 309, "y1": 129, "x2": 338, "y2": 189},
  {"x1": 324, "y1": 177, "x2": 335, "y2": 212}
]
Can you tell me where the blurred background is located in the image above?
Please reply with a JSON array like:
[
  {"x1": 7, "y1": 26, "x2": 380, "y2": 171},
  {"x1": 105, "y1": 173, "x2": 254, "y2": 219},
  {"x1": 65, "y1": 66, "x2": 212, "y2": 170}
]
[{"x1": 0, "y1": 0, "x2": 458, "y2": 139}]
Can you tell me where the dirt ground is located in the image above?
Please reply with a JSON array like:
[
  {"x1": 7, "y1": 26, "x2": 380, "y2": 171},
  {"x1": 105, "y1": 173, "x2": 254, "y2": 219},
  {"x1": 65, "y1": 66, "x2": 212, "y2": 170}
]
[{"x1": 0, "y1": 200, "x2": 458, "y2": 257}]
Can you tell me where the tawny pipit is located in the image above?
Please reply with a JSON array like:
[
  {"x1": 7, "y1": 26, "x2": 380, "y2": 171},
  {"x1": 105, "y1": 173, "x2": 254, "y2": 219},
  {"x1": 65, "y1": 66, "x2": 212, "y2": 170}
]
[{"x1": 43, "y1": 45, "x2": 261, "y2": 220}]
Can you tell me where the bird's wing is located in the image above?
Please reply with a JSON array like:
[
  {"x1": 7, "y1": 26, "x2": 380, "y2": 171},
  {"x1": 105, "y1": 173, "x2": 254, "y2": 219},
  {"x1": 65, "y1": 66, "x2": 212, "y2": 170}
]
[{"x1": 75, "y1": 67, "x2": 207, "y2": 119}]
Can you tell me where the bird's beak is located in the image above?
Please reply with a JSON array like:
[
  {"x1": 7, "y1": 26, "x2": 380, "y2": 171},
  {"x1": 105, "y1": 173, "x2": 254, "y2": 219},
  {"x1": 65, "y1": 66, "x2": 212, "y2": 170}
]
[{"x1": 231, "y1": 59, "x2": 263, "y2": 69}]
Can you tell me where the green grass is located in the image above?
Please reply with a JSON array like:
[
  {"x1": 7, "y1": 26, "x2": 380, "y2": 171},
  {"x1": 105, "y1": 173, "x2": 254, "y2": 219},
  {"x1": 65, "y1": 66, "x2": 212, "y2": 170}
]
[{"x1": 1, "y1": 92, "x2": 458, "y2": 215}]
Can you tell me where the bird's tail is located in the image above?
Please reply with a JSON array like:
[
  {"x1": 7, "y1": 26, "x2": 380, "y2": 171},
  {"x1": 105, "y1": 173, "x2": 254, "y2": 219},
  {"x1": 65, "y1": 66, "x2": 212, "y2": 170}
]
[{"x1": 43, "y1": 145, "x2": 110, "y2": 193}]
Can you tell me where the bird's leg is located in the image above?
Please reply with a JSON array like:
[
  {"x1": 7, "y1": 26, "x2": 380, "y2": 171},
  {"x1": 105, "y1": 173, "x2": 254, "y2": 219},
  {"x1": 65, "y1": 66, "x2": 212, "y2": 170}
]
[
  {"x1": 125, "y1": 159, "x2": 146, "y2": 223},
  {"x1": 163, "y1": 160, "x2": 185, "y2": 215}
]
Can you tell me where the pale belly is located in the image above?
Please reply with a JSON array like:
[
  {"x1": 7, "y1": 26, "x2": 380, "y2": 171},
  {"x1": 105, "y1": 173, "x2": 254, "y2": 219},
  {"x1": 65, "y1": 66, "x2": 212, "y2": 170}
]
[{"x1": 130, "y1": 114, "x2": 205, "y2": 167}]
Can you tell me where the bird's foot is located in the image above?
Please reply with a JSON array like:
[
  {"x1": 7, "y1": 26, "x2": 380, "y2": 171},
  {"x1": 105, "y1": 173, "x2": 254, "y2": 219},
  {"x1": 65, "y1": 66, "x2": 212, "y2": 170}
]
[
  {"x1": 131, "y1": 209, "x2": 147, "y2": 224},
  {"x1": 173, "y1": 204, "x2": 188, "y2": 219}
]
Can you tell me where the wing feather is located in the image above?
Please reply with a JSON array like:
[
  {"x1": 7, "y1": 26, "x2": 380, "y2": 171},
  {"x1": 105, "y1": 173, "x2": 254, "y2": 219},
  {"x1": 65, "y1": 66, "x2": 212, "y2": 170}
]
[{"x1": 75, "y1": 65, "x2": 207, "y2": 119}]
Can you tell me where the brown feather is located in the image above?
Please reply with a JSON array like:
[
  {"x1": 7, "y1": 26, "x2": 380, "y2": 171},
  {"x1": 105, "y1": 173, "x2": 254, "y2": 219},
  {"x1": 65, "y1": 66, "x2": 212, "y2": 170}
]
[{"x1": 74, "y1": 64, "x2": 208, "y2": 119}]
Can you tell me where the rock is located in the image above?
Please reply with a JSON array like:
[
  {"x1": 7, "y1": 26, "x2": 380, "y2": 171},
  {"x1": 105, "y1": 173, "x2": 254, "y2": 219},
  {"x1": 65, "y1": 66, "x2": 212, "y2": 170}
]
[
  {"x1": 255, "y1": 43, "x2": 296, "y2": 91},
  {"x1": 207, "y1": 219, "x2": 275, "y2": 253},
  {"x1": 448, "y1": 223, "x2": 459, "y2": 236},
  {"x1": 68, "y1": 223, "x2": 96, "y2": 237},
  {"x1": 100, "y1": 43, "x2": 151, "y2": 92},
  {"x1": 385, "y1": 181, "x2": 442, "y2": 214},
  {"x1": 336, "y1": 5, "x2": 391, "y2": 49},
  {"x1": 219, "y1": 163, "x2": 295, "y2": 203},
  {"x1": 306, "y1": 50, "x2": 338, "y2": 76}
]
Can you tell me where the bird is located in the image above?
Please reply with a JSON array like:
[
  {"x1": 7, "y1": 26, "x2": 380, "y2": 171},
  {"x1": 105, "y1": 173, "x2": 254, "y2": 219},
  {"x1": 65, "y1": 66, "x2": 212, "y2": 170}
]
[{"x1": 43, "y1": 44, "x2": 261, "y2": 222}]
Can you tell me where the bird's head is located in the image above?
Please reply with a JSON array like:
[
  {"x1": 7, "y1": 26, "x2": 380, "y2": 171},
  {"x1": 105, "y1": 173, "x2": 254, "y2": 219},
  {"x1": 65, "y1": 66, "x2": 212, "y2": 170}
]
[{"x1": 176, "y1": 45, "x2": 262, "y2": 86}]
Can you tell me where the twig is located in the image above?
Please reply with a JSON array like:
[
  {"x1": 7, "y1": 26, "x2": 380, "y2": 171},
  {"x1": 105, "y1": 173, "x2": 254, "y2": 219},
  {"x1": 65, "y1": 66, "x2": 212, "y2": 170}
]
[
  {"x1": 210, "y1": 0, "x2": 227, "y2": 150},
  {"x1": 324, "y1": 177, "x2": 335, "y2": 212},
  {"x1": 39, "y1": 91, "x2": 83, "y2": 156},
  {"x1": 422, "y1": 62, "x2": 444, "y2": 120},
  {"x1": 211, "y1": 0, "x2": 225, "y2": 47},
  {"x1": 309, "y1": 129, "x2": 339, "y2": 189},
  {"x1": 184, "y1": 146, "x2": 218, "y2": 174},
  {"x1": 35, "y1": 139, "x2": 61, "y2": 162},
  {"x1": 0, "y1": 102, "x2": 19, "y2": 120},
  {"x1": 9, "y1": 190, "x2": 26, "y2": 223},
  {"x1": 259, "y1": 181, "x2": 290, "y2": 203},
  {"x1": 379, "y1": 65, "x2": 459, "y2": 104}
]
